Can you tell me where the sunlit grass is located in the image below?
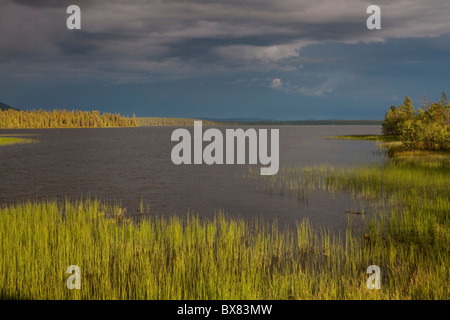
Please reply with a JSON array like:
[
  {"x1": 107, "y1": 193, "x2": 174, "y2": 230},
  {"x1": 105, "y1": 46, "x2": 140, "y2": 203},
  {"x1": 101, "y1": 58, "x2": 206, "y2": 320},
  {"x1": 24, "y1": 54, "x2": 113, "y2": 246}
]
[
  {"x1": 1, "y1": 199, "x2": 351, "y2": 300},
  {"x1": 244, "y1": 157, "x2": 449, "y2": 300},
  {"x1": 381, "y1": 142, "x2": 450, "y2": 162},
  {"x1": 0, "y1": 137, "x2": 36, "y2": 146},
  {"x1": 1, "y1": 161, "x2": 449, "y2": 300}
]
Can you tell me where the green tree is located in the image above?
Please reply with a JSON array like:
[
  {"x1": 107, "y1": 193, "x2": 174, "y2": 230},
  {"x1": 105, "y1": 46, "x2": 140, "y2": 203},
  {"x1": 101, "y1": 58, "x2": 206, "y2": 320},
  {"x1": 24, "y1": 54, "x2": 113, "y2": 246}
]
[{"x1": 383, "y1": 95, "x2": 450, "y2": 150}]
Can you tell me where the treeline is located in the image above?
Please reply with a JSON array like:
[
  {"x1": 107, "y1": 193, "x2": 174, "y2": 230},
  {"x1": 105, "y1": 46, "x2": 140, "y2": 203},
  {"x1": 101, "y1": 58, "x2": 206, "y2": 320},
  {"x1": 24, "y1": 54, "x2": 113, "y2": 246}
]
[
  {"x1": 0, "y1": 109, "x2": 138, "y2": 129},
  {"x1": 137, "y1": 118, "x2": 384, "y2": 126},
  {"x1": 382, "y1": 93, "x2": 450, "y2": 150}
]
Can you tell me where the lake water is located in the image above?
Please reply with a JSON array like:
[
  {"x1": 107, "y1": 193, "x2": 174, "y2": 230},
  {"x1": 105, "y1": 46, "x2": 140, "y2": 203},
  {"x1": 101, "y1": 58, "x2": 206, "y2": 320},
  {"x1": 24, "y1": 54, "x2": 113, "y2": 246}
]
[{"x1": 0, "y1": 125, "x2": 384, "y2": 230}]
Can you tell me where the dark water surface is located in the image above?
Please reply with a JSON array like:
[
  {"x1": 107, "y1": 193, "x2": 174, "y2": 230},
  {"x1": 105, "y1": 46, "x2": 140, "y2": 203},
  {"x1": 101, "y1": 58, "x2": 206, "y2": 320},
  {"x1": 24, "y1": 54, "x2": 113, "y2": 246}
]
[{"x1": 0, "y1": 125, "x2": 384, "y2": 230}]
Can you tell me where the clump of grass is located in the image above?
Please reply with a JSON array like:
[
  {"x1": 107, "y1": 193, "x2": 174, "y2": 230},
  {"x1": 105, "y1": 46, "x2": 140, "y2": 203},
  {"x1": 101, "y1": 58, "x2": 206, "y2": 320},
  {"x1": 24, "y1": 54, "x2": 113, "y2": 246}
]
[
  {"x1": 244, "y1": 157, "x2": 449, "y2": 299},
  {"x1": 380, "y1": 141, "x2": 450, "y2": 163},
  {"x1": 0, "y1": 137, "x2": 36, "y2": 146},
  {"x1": 1, "y1": 199, "x2": 342, "y2": 300}
]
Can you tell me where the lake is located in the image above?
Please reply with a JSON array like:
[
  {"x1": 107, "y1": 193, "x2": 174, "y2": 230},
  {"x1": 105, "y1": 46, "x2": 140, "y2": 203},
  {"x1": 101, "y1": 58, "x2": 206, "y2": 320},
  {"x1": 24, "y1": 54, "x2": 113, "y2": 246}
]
[{"x1": 0, "y1": 125, "x2": 384, "y2": 230}]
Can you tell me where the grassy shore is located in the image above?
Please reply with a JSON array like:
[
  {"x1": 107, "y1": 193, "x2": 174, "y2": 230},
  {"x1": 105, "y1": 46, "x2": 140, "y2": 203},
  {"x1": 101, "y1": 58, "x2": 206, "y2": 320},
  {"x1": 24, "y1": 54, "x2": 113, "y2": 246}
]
[
  {"x1": 330, "y1": 134, "x2": 450, "y2": 161},
  {"x1": 1, "y1": 133, "x2": 448, "y2": 299},
  {"x1": 1, "y1": 152, "x2": 449, "y2": 299},
  {"x1": 0, "y1": 137, "x2": 36, "y2": 146},
  {"x1": 247, "y1": 157, "x2": 448, "y2": 299}
]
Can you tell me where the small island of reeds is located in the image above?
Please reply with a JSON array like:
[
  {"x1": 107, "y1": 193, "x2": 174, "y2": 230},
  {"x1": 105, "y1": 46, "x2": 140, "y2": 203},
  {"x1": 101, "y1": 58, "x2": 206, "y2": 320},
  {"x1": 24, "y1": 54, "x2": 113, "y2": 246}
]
[{"x1": 0, "y1": 136, "x2": 37, "y2": 146}]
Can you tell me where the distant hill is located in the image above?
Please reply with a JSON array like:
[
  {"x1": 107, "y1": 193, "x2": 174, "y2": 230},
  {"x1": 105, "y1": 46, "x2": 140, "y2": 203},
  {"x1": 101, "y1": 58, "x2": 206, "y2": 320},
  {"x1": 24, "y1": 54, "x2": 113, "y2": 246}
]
[
  {"x1": 246, "y1": 120, "x2": 384, "y2": 125},
  {"x1": 136, "y1": 117, "x2": 219, "y2": 126},
  {"x1": 0, "y1": 102, "x2": 19, "y2": 111}
]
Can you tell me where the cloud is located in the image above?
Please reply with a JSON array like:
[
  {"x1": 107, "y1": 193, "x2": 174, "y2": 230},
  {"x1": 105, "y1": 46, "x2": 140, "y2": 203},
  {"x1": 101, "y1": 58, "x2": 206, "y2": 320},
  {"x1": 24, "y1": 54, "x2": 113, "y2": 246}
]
[
  {"x1": 270, "y1": 78, "x2": 283, "y2": 89},
  {"x1": 13, "y1": 0, "x2": 93, "y2": 8},
  {"x1": 1, "y1": 0, "x2": 450, "y2": 82},
  {"x1": 298, "y1": 84, "x2": 333, "y2": 97},
  {"x1": 213, "y1": 42, "x2": 307, "y2": 63}
]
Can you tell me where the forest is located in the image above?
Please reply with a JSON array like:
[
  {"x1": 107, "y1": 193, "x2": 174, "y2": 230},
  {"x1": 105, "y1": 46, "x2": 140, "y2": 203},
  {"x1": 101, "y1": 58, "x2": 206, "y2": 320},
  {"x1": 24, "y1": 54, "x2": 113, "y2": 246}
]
[{"x1": 0, "y1": 109, "x2": 138, "y2": 129}]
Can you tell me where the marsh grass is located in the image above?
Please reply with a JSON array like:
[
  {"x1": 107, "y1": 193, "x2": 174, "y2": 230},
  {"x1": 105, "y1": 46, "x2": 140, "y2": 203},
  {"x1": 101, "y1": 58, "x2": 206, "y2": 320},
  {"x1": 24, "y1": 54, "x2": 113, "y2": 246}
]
[
  {"x1": 0, "y1": 137, "x2": 36, "y2": 146},
  {"x1": 381, "y1": 142, "x2": 450, "y2": 162},
  {"x1": 1, "y1": 199, "x2": 353, "y2": 300},
  {"x1": 245, "y1": 157, "x2": 449, "y2": 299},
  {"x1": 1, "y1": 161, "x2": 448, "y2": 301}
]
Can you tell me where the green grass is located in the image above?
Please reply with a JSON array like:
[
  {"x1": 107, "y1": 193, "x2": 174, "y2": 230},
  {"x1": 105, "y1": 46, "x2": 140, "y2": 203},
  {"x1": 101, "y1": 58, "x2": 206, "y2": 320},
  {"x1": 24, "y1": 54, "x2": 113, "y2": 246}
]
[
  {"x1": 2, "y1": 156, "x2": 449, "y2": 300},
  {"x1": 0, "y1": 137, "x2": 36, "y2": 146},
  {"x1": 379, "y1": 141, "x2": 450, "y2": 162},
  {"x1": 1, "y1": 199, "x2": 357, "y2": 300},
  {"x1": 244, "y1": 157, "x2": 449, "y2": 299}
]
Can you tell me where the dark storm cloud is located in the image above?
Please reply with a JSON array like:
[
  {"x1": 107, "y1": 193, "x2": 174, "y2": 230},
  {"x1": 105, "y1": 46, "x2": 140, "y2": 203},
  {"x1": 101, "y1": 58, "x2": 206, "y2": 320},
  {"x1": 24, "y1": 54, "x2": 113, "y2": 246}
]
[
  {"x1": 55, "y1": 31, "x2": 133, "y2": 57},
  {"x1": 13, "y1": 0, "x2": 93, "y2": 8},
  {"x1": 1, "y1": 0, "x2": 450, "y2": 81}
]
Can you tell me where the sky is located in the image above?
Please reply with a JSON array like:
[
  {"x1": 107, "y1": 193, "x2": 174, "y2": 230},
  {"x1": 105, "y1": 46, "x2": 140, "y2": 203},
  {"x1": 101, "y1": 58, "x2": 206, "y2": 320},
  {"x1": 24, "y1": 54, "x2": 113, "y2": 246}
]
[{"x1": 0, "y1": 0, "x2": 449, "y2": 120}]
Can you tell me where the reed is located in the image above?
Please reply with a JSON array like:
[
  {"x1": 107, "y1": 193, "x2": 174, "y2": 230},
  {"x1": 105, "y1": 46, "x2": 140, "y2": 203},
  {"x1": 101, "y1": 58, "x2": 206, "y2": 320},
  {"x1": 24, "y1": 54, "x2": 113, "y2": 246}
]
[
  {"x1": 245, "y1": 157, "x2": 449, "y2": 299},
  {"x1": 0, "y1": 137, "x2": 36, "y2": 146},
  {"x1": 1, "y1": 160, "x2": 448, "y2": 300}
]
